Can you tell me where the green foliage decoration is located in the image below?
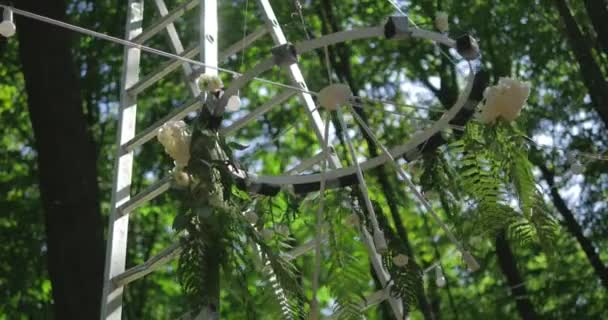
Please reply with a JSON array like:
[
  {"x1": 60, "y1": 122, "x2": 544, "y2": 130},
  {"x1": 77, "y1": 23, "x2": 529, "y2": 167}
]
[
  {"x1": 167, "y1": 105, "x2": 306, "y2": 318},
  {"x1": 442, "y1": 120, "x2": 559, "y2": 250}
]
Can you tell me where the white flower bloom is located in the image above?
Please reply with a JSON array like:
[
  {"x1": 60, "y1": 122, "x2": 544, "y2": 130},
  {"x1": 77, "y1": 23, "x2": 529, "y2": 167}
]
[
  {"x1": 261, "y1": 229, "x2": 274, "y2": 242},
  {"x1": 197, "y1": 73, "x2": 224, "y2": 92},
  {"x1": 478, "y1": 77, "x2": 531, "y2": 124},
  {"x1": 345, "y1": 213, "x2": 360, "y2": 227},
  {"x1": 173, "y1": 168, "x2": 190, "y2": 187},
  {"x1": 157, "y1": 120, "x2": 191, "y2": 167},
  {"x1": 226, "y1": 95, "x2": 242, "y2": 112},
  {"x1": 435, "y1": 12, "x2": 449, "y2": 33},
  {"x1": 393, "y1": 254, "x2": 409, "y2": 267},
  {"x1": 318, "y1": 84, "x2": 352, "y2": 111},
  {"x1": 244, "y1": 211, "x2": 259, "y2": 224}
]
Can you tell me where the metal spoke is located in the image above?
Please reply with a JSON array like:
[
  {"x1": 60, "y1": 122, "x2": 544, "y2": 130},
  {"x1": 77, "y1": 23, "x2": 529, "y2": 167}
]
[{"x1": 348, "y1": 105, "x2": 480, "y2": 271}]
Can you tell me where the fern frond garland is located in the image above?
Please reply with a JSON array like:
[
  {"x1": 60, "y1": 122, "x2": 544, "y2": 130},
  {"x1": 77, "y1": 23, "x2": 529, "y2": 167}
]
[
  {"x1": 381, "y1": 251, "x2": 423, "y2": 314},
  {"x1": 327, "y1": 238, "x2": 368, "y2": 320},
  {"x1": 375, "y1": 205, "x2": 424, "y2": 315},
  {"x1": 254, "y1": 229, "x2": 306, "y2": 320},
  {"x1": 165, "y1": 91, "x2": 557, "y2": 317},
  {"x1": 445, "y1": 121, "x2": 558, "y2": 250},
  {"x1": 169, "y1": 105, "x2": 307, "y2": 317},
  {"x1": 324, "y1": 196, "x2": 369, "y2": 320}
]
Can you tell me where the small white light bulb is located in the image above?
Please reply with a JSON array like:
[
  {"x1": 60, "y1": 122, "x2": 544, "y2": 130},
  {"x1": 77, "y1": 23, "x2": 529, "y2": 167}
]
[
  {"x1": 226, "y1": 95, "x2": 241, "y2": 112},
  {"x1": 435, "y1": 267, "x2": 446, "y2": 287},
  {"x1": 0, "y1": 8, "x2": 16, "y2": 38},
  {"x1": 318, "y1": 84, "x2": 352, "y2": 111},
  {"x1": 392, "y1": 254, "x2": 409, "y2": 267}
]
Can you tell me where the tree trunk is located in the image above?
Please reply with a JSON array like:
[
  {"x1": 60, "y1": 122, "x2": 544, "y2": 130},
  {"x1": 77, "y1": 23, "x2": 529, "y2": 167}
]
[
  {"x1": 536, "y1": 162, "x2": 608, "y2": 289},
  {"x1": 16, "y1": 1, "x2": 105, "y2": 319},
  {"x1": 583, "y1": 0, "x2": 608, "y2": 53},
  {"x1": 495, "y1": 232, "x2": 539, "y2": 320},
  {"x1": 553, "y1": 0, "x2": 608, "y2": 128}
]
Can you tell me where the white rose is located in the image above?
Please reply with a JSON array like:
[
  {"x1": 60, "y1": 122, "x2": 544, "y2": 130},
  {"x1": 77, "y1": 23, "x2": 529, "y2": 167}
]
[
  {"x1": 197, "y1": 74, "x2": 223, "y2": 92},
  {"x1": 478, "y1": 77, "x2": 531, "y2": 124},
  {"x1": 435, "y1": 12, "x2": 449, "y2": 33},
  {"x1": 318, "y1": 84, "x2": 352, "y2": 111},
  {"x1": 157, "y1": 121, "x2": 191, "y2": 167},
  {"x1": 173, "y1": 168, "x2": 190, "y2": 187},
  {"x1": 393, "y1": 254, "x2": 409, "y2": 267}
]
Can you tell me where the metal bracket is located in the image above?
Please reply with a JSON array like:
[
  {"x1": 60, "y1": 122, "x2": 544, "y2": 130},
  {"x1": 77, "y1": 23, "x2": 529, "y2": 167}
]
[
  {"x1": 456, "y1": 34, "x2": 480, "y2": 60},
  {"x1": 205, "y1": 91, "x2": 222, "y2": 115},
  {"x1": 384, "y1": 15, "x2": 410, "y2": 39},
  {"x1": 271, "y1": 42, "x2": 298, "y2": 66}
]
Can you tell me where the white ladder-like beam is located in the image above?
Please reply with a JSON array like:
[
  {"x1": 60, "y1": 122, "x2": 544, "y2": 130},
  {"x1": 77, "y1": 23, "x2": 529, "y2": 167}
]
[
  {"x1": 153, "y1": 0, "x2": 200, "y2": 96},
  {"x1": 128, "y1": 28, "x2": 267, "y2": 96},
  {"x1": 100, "y1": 1, "x2": 144, "y2": 319},
  {"x1": 200, "y1": 0, "x2": 217, "y2": 76},
  {"x1": 132, "y1": 0, "x2": 198, "y2": 45}
]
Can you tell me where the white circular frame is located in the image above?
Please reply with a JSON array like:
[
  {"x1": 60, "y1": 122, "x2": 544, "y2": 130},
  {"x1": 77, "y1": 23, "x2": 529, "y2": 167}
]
[{"x1": 223, "y1": 25, "x2": 480, "y2": 193}]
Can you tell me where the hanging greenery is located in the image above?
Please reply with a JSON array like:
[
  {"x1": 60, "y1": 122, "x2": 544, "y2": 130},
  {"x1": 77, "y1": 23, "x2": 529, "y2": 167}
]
[{"x1": 421, "y1": 120, "x2": 559, "y2": 252}]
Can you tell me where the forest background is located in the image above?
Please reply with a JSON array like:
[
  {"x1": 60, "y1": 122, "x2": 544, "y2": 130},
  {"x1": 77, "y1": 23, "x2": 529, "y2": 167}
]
[{"x1": 0, "y1": 0, "x2": 607, "y2": 319}]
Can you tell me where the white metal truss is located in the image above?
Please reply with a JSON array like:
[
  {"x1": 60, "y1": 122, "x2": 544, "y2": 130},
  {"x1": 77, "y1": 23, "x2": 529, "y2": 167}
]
[
  {"x1": 153, "y1": 0, "x2": 200, "y2": 96},
  {"x1": 100, "y1": 1, "x2": 143, "y2": 319},
  {"x1": 254, "y1": 0, "x2": 404, "y2": 317},
  {"x1": 100, "y1": 1, "x2": 428, "y2": 319}
]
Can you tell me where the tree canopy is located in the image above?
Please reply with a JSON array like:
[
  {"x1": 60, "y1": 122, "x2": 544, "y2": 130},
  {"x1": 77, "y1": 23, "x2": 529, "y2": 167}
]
[{"x1": 1, "y1": 0, "x2": 607, "y2": 319}]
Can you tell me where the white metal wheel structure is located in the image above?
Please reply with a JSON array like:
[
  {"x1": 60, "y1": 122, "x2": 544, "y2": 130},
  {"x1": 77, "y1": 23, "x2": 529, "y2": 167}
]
[{"x1": 100, "y1": 1, "x2": 489, "y2": 319}]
